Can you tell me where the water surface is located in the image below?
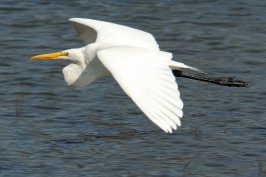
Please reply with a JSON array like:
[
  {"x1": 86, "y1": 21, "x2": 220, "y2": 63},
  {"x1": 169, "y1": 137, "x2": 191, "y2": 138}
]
[{"x1": 0, "y1": 0, "x2": 265, "y2": 176}]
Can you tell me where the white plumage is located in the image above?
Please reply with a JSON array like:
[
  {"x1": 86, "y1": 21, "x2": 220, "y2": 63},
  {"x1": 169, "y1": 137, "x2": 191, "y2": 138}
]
[{"x1": 30, "y1": 18, "x2": 200, "y2": 133}]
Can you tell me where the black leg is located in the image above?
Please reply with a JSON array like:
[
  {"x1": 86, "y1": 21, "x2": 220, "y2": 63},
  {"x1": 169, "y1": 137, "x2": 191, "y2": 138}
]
[{"x1": 172, "y1": 70, "x2": 249, "y2": 88}]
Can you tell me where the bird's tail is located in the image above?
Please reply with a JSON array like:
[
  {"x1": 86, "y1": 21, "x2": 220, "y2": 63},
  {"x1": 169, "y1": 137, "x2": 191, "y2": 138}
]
[{"x1": 169, "y1": 61, "x2": 206, "y2": 74}]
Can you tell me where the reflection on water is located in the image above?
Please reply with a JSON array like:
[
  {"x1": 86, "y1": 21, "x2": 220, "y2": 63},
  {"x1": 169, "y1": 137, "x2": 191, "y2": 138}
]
[{"x1": 1, "y1": 0, "x2": 266, "y2": 176}]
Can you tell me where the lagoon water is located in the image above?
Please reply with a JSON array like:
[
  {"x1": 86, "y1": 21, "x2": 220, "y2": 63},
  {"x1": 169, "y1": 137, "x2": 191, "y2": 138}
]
[{"x1": 0, "y1": 0, "x2": 266, "y2": 176}]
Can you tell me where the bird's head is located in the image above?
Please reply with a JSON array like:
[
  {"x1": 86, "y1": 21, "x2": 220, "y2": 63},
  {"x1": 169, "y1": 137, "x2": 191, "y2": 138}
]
[
  {"x1": 30, "y1": 48, "x2": 84, "y2": 64},
  {"x1": 30, "y1": 48, "x2": 90, "y2": 87}
]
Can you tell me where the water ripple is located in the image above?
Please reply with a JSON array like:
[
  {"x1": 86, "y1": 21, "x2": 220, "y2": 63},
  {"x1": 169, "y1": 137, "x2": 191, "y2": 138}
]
[{"x1": 0, "y1": 0, "x2": 265, "y2": 176}]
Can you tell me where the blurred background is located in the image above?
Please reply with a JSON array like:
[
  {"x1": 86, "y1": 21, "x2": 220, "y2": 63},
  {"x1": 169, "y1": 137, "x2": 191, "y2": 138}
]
[{"x1": 0, "y1": 0, "x2": 265, "y2": 176}]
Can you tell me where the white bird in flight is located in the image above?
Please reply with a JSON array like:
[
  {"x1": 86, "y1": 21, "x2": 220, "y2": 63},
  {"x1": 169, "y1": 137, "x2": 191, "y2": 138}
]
[{"x1": 30, "y1": 18, "x2": 247, "y2": 133}]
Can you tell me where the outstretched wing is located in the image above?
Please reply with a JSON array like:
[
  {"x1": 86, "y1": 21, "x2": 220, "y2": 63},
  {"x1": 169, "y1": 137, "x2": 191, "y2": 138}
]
[
  {"x1": 97, "y1": 46, "x2": 183, "y2": 133},
  {"x1": 69, "y1": 18, "x2": 159, "y2": 50}
]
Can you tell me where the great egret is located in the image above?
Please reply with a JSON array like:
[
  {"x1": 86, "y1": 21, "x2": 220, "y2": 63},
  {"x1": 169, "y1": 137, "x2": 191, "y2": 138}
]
[{"x1": 30, "y1": 18, "x2": 248, "y2": 133}]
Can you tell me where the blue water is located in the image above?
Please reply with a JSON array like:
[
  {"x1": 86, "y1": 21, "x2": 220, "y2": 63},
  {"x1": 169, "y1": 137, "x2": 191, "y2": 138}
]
[{"x1": 0, "y1": 0, "x2": 266, "y2": 176}]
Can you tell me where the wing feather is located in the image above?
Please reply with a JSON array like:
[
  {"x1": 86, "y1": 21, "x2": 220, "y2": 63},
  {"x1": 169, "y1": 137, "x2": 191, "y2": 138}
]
[
  {"x1": 136, "y1": 98, "x2": 170, "y2": 132},
  {"x1": 138, "y1": 97, "x2": 174, "y2": 133},
  {"x1": 69, "y1": 18, "x2": 159, "y2": 50},
  {"x1": 97, "y1": 46, "x2": 183, "y2": 133},
  {"x1": 141, "y1": 93, "x2": 178, "y2": 130}
]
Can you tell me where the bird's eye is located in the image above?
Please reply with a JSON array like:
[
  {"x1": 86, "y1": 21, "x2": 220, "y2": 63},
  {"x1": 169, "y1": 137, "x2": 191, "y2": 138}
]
[{"x1": 64, "y1": 52, "x2": 69, "y2": 56}]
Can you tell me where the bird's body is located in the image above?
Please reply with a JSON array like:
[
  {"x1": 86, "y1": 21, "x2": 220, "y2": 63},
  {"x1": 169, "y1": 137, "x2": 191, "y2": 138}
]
[{"x1": 30, "y1": 18, "x2": 202, "y2": 133}]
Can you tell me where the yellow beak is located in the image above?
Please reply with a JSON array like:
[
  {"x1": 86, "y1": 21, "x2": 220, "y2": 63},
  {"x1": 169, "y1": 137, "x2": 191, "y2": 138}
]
[{"x1": 30, "y1": 51, "x2": 68, "y2": 60}]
